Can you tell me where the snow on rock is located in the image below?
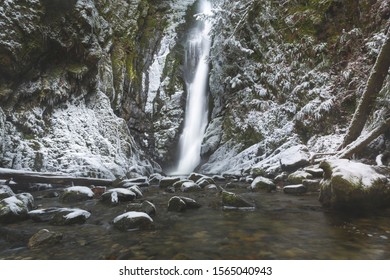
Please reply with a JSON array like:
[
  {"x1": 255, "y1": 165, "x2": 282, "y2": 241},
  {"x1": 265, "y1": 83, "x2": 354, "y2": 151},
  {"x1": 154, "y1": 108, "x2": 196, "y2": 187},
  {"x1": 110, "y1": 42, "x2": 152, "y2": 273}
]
[
  {"x1": 0, "y1": 193, "x2": 34, "y2": 223},
  {"x1": 0, "y1": 185, "x2": 15, "y2": 200},
  {"x1": 60, "y1": 186, "x2": 94, "y2": 202},
  {"x1": 279, "y1": 145, "x2": 311, "y2": 172},
  {"x1": 319, "y1": 159, "x2": 390, "y2": 209},
  {"x1": 100, "y1": 188, "x2": 136, "y2": 205},
  {"x1": 112, "y1": 211, "x2": 154, "y2": 231},
  {"x1": 49, "y1": 208, "x2": 91, "y2": 225},
  {"x1": 250, "y1": 176, "x2": 276, "y2": 192}
]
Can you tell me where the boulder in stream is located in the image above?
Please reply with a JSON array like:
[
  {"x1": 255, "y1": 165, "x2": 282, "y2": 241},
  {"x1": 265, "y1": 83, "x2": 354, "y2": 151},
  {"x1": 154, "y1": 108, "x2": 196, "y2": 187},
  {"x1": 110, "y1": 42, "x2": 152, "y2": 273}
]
[
  {"x1": 250, "y1": 176, "x2": 276, "y2": 192},
  {"x1": 319, "y1": 159, "x2": 390, "y2": 209},
  {"x1": 222, "y1": 191, "x2": 254, "y2": 210},
  {"x1": 28, "y1": 229, "x2": 63, "y2": 248},
  {"x1": 0, "y1": 193, "x2": 34, "y2": 224},
  {"x1": 101, "y1": 188, "x2": 136, "y2": 205},
  {"x1": 60, "y1": 186, "x2": 94, "y2": 202},
  {"x1": 113, "y1": 211, "x2": 154, "y2": 231},
  {"x1": 0, "y1": 185, "x2": 15, "y2": 200}
]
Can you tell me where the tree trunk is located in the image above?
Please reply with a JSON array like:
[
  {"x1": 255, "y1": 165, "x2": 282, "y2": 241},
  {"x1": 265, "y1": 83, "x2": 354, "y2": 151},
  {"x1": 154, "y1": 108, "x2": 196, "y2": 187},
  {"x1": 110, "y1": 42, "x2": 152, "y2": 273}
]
[
  {"x1": 339, "y1": 29, "x2": 390, "y2": 149},
  {"x1": 338, "y1": 117, "x2": 390, "y2": 159},
  {"x1": 0, "y1": 168, "x2": 113, "y2": 190}
]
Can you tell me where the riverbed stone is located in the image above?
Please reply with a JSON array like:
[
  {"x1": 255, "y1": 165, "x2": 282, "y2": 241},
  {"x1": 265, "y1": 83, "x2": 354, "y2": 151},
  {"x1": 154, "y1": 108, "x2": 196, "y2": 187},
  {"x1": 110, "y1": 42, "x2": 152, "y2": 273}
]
[
  {"x1": 287, "y1": 170, "x2": 313, "y2": 184},
  {"x1": 60, "y1": 186, "x2": 94, "y2": 202},
  {"x1": 250, "y1": 176, "x2": 276, "y2": 192},
  {"x1": 188, "y1": 173, "x2": 204, "y2": 182},
  {"x1": 304, "y1": 166, "x2": 324, "y2": 178},
  {"x1": 28, "y1": 229, "x2": 63, "y2": 248},
  {"x1": 159, "y1": 177, "x2": 181, "y2": 188},
  {"x1": 29, "y1": 207, "x2": 63, "y2": 222},
  {"x1": 283, "y1": 184, "x2": 307, "y2": 195},
  {"x1": 168, "y1": 196, "x2": 186, "y2": 212},
  {"x1": 0, "y1": 185, "x2": 15, "y2": 200},
  {"x1": 112, "y1": 211, "x2": 154, "y2": 231},
  {"x1": 222, "y1": 191, "x2": 254, "y2": 209},
  {"x1": 172, "y1": 179, "x2": 192, "y2": 189},
  {"x1": 181, "y1": 181, "x2": 201, "y2": 192},
  {"x1": 50, "y1": 208, "x2": 91, "y2": 225},
  {"x1": 101, "y1": 188, "x2": 136, "y2": 205},
  {"x1": 180, "y1": 197, "x2": 201, "y2": 209},
  {"x1": 302, "y1": 179, "x2": 321, "y2": 192},
  {"x1": 0, "y1": 193, "x2": 34, "y2": 223},
  {"x1": 126, "y1": 200, "x2": 156, "y2": 216},
  {"x1": 128, "y1": 186, "x2": 143, "y2": 198},
  {"x1": 280, "y1": 145, "x2": 311, "y2": 172},
  {"x1": 319, "y1": 159, "x2": 390, "y2": 209},
  {"x1": 212, "y1": 175, "x2": 226, "y2": 182},
  {"x1": 196, "y1": 177, "x2": 215, "y2": 188}
]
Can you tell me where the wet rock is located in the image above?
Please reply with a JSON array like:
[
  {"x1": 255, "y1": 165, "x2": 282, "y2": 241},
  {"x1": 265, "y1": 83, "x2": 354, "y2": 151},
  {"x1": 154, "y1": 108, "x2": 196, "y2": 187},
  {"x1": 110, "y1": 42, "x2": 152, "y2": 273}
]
[
  {"x1": 113, "y1": 211, "x2": 154, "y2": 231},
  {"x1": 280, "y1": 145, "x2": 311, "y2": 172},
  {"x1": 128, "y1": 186, "x2": 143, "y2": 198},
  {"x1": 168, "y1": 196, "x2": 187, "y2": 212},
  {"x1": 90, "y1": 186, "x2": 107, "y2": 198},
  {"x1": 205, "y1": 184, "x2": 219, "y2": 192},
  {"x1": 126, "y1": 200, "x2": 156, "y2": 216},
  {"x1": 60, "y1": 186, "x2": 94, "y2": 202},
  {"x1": 188, "y1": 173, "x2": 204, "y2": 182},
  {"x1": 222, "y1": 191, "x2": 254, "y2": 209},
  {"x1": 0, "y1": 193, "x2": 34, "y2": 223},
  {"x1": 28, "y1": 229, "x2": 63, "y2": 249},
  {"x1": 29, "y1": 207, "x2": 62, "y2": 222},
  {"x1": 304, "y1": 167, "x2": 324, "y2": 178},
  {"x1": 159, "y1": 177, "x2": 181, "y2": 188},
  {"x1": 287, "y1": 171, "x2": 313, "y2": 184},
  {"x1": 250, "y1": 167, "x2": 266, "y2": 177},
  {"x1": 319, "y1": 159, "x2": 390, "y2": 209},
  {"x1": 250, "y1": 176, "x2": 276, "y2": 192},
  {"x1": 172, "y1": 179, "x2": 192, "y2": 189},
  {"x1": 181, "y1": 182, "x2": 201, "y2": 192},
  {"x1": 274, "y1": 172, "x2": 288, "y2": 183},
  {"x1": 167, "y1": 196, "x2": 201, "y2": 212},
  {"x1": 149, "y1": 173, "x2": 164, "y2": 185},
  {"x1": 196, "y1": 177, "x2": 215, "y2": 188},
  {"x1": 101, "y1": 188, "x2": 136, "y2": 205},
  {"x1": 0, "y1": 185, "x2": 15, "y2": 200},
  {"x1": 42, "y1": 191, "x2": 60, "y2": 198},
  {"x1": 212, "y1": 175, "x2": 226, "y2": 182},
  {"x1": 180, "y1": 197, "x2": 201, "y2": 209},
  {"x1": 283, "y1": 184, "x2": 307, "y2": 195},
  {"x1": 302, "y1": 179, "x2": 321, "y2": 192},
  {"x1": 50, "y1": 208, "x2": 91, "y2": 225}
]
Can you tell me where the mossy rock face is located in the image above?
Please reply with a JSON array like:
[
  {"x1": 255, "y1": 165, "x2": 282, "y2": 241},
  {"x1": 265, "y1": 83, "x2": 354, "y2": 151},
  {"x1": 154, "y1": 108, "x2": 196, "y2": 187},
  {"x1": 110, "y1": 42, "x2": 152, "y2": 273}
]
[{"x1": 319, "y1": 159, "x2": 390, "y2": 210}]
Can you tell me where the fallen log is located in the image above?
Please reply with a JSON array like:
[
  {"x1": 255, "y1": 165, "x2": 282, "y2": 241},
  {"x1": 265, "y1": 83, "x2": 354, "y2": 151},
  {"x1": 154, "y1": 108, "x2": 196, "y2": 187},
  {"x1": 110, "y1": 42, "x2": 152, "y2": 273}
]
[{"x1": 0, "y1": 168, "x2": 114, "y2": 190}]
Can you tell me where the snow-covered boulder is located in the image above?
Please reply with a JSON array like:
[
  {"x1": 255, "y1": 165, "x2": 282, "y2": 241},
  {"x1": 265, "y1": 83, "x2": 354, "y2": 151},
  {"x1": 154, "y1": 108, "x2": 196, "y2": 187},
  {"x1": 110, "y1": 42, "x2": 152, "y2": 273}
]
[
  {"x1": 113, "y1": 211, "x2": 154, "y2": 231},
  {"x1": 287, "y1": 170, "x2": 313, "y2": 184},
  {"x1": 250, "y1": 176, "x2": 276, "y2": 192},
  {"x1": 319, "y1": 159, "x2": 390, "y2": 209},
  {"x1": 280, "y1": 145, "x2": 311, "y2": 172},
  {"x1": 60, "y1": 186, "x2": 94, "y2": 202},
  {"x1": 180, "y1": 182, "x2": 201, "y2": 192},
  {"x1": 101, "y1": 188, "x2": 136, "y2": 205},
  {"x1": 128, "y1": 186, "x2": 143, "y2": 199},
  {"x1": 49, "y1": 208, "x2": 91, "y2": 225},
  {"x1": 29, "y1": 207, "x2": 62, "y2": 222},
  {"x1": 196, "y1": 177, "x2": 215, "y2": 188},
  {"x1": 0, "y1": 185, "x2": 15, "y2": 200},
  {"x1": 0, "y1": 193, "x2": 34, "y2": 223}
]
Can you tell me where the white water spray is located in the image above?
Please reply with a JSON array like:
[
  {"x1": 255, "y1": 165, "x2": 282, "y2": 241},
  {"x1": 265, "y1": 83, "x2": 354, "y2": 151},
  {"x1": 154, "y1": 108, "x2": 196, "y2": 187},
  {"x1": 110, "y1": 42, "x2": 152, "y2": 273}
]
[{"x1": 173, "y1": 0, "x2": 212, "y2": 175}]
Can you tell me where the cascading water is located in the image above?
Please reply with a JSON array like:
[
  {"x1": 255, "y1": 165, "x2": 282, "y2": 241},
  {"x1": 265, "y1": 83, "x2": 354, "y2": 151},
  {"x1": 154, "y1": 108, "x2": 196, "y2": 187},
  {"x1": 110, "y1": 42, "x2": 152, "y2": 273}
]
[{"x1": 173, "y1": 0, "x2": 212, "y2": 175}]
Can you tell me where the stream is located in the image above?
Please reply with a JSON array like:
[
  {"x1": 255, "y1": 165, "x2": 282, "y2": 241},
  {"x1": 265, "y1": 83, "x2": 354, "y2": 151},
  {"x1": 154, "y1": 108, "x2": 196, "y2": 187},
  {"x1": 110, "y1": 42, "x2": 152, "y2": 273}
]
[{"x1": 1, "y1": 182, "x2": 390, "y2": 260}]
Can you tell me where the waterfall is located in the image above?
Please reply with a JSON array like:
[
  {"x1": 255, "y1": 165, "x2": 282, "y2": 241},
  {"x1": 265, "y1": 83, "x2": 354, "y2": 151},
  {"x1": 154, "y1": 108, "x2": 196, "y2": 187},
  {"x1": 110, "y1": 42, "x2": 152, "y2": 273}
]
[{"x1": 173, "y1": 0, "x2": 212, "y2": 175}]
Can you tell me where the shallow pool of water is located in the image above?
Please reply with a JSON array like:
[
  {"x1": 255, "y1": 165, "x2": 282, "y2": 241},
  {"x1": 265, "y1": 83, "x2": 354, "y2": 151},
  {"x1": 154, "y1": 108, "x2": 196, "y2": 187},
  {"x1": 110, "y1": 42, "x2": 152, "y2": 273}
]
[{"x1": 1, "y1": 183, "x2": 390, "y2": 260}]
